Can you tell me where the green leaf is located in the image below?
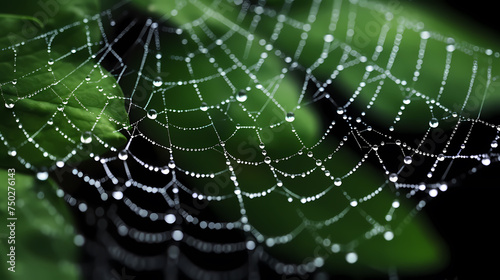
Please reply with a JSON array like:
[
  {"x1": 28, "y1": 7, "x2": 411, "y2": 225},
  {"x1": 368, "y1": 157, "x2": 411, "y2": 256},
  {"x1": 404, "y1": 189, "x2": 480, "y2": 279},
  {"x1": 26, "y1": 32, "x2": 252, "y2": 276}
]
[
  {"x1": 0, "y1": 0, "x2": 129, "y2": 170},
  {"x1": 0, "y1": 170, "x2": 81, "y2": 280}
]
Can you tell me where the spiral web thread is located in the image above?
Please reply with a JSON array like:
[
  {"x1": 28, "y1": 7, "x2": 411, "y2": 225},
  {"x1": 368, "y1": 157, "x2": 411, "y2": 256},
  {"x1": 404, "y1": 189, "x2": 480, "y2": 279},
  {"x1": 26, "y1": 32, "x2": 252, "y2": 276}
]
[{"x1": 1, "y1": 0, "x2": 500, "y2": 278}]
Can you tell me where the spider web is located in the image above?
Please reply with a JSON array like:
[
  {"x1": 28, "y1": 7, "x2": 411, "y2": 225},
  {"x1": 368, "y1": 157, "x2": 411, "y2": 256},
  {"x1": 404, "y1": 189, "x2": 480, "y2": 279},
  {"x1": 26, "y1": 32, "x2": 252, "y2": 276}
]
[{"x1": 1, "y1": 0, "x2": 500, "y2": 279}]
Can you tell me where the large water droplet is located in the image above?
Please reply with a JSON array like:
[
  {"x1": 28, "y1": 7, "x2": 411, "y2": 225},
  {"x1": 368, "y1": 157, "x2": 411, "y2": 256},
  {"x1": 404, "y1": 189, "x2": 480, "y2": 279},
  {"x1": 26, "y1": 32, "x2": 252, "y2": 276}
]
[
  {"x1": 118, "y1": 150, "x2": 128, "y2": 161},
  {"x1": 4, "y1": 99, "x2": 15, "y2": 109},
  {"x1": 7, "y1": 148, "x2": 17, "y2": 157},
  {"x1": 80, "y1": 131, "x2": 93, "y2": 144},
  {"x1": 346, "y1": 252, "x2": 358, "y2": 264},
  {"x1": 389, "y1": 173, "x2": 398, "y2": 182},
  {"x1": 285, "y1": 112, "x2": 295, "y2": 122},
  {"x1": 264, "y1": 156, "x2": 271, "y2": 164},
  {"x1": 481, "y1": 156, "x2": 491, "y2": 166},
  {"x1": 403, "y1": 156, "x2": 412, "y2": 164},
  {"x1": 48, "y1": 58, "x2": 54, "y2": 65},
  {"x1": 334, "y1": 178, "x2": 342, "y2": 186},
  {"x1": 168, "y1": 160, "x2": 176, "y2": 169},
  {"x1": 161, "y1": 166, "x2": 170, "y2": 175},
  {"x1": 112, "y1": 191, "x2": 123, "y2": 200},
  {"x1": 491, "y1": 140, "x2": 498, "y2": 148},
  {"x1": 153, "y1": 76, "x2": 163, "y2": 87},
  {"x1": 36, "y1": 171, "x2": 49, "y2": 181},
  {"x1": 200, "y1": 102, "x2": 209, "y2": 111},
  {"x1": 429, "y1": 118, "x2": 439, "y2": 128},
  {"x1": 236, "y1": 90, "x2": 248, "y2": 102},
  {"x1": 147, "y1": 109, "x2": 158, "y2": 120}
]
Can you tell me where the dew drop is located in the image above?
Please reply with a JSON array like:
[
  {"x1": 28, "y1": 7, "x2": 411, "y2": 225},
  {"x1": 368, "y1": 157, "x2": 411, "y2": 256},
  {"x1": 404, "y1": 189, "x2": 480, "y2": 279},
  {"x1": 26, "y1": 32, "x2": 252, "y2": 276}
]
[
  {"x1": 153, "y1": 76, "x2": 163, "y2": 87},
  {"x1": 404, "y1": 156, "x2": 412, "y2": 164},
  {"x1": 112, "y1": 191, "x2": 123, "y2": 200},
  {"x1": 429, "y1": 118, "x2": 439, "y2": 128},
  {"x1": 323, "y1": 34, "x2": 334, "y2": 43},
  {"x1": 346, "y1": 252, "x2": 358, "y2": 264},
  {"x1": 164, "y1": 213, "x2": 176, "y2": 224},
  {"x1": 236, "y1": 90, "x2": 248, "y2": 102},
  {"x1": 285, "y1": 112, "x2": 295, "y2": 122},
  {"x1": 420, "y1": 31, "x2": 431, "y2": 39},
  {"x1": 264, "y1": 156, "x2": 271, "y2": 164},
  {"x1": 315, "y1": 159, "x2": 322, "y2": 166},
  {"x1": 481, "y1": 156, "x2": 491, "y2": 166},
  {"x1": 389, "y1": 173, "x2": 398, "y2": 182},
  {"x1": 437, "y1": 154, "x2": 445, "y2": 161},
  {"x1": 12, "y1": 79, "x2": 17, "y2": 85},
  {"x1": 336, "y1": 108, "x2": 344, "y2": 115},
  {"x1": 172, "y1": 230, "x2": 183, "y2": 241},
  {"x1": 334, "y1": 178, "x2": 342, "y2": 186},
  {"x1": 161, "y1": 166, "x2": 170, "y2": 175},
  {"x1": 80, "y1": 131, "x2": 93, "y2": 144},
  {"x1": 491, "y1": 140, "x2": 498, "y2": 148},
  {"x1": 168, "y1": 160, "x2": 176, "y2": 169},
  {"x1": 384, "y1": 231, "x2": 394, "y2": 241},
  {"x1": 118, "y1": 150, "x2": 128, "y2": 161},
  {"x1": 200, "y1": 102, "x2": 209, "y2": 111},
  {"x1": 4, "y1": 99, "x2": 15, "y2": 109},
  {"x1": 7, "y1": 148, "x2": 17, "y2": 157},
  {"x1": 36, "y1": 171, "x2": 49, "y2": 181},
  {"x1": 147, "y1": 109, "x2": 158, "y2": 120}
]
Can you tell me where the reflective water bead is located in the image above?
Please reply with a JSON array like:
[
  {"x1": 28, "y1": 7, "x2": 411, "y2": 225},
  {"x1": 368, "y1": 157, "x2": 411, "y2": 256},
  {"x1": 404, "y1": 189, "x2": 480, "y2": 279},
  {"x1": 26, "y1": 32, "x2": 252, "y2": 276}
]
[
  {"x1": 481, "y1": 156, "x2": 491, "y2": 166},
  {"x1": 48, "y1": 58, "x2": 54, "y2": 65},
  {"x1": 153, "y1": 76, "x2": 163, "y2": 87},
  {"x1": 389, "y1": 173, "x2": 398, "y2": 182},
  {"x1": 429, "y1": 118, "x2": 439, "y2": 128},
  {"x1": 147, "y1": 109, "x2": 158, "y2": 120},
  {"x1": 118, "y1": 150, "x2": 128, "y2": 161},
  {"x1": 491, "y1": 140, "x2": 498, "y2": 148},
  {"x1": 403, "y1": 156, "x2": 412, "y2": 164},
  {"x1": 36, "y1": 171, "x2": 49, "y2": 181},
  {"x1": 4, "y1": 99, "x2": 15, "y2": 109},
  {"x1": 200, "y1": 102, "x2": 209, "y2": 111},
  {"x1": 168, "y1": 160, "x2": 176, "y2": 169},
  {"x1": 345, "y1": 252, "x2": 358, "y2": 264},
  {"x1": 334, "y1": 178, "x2": 342, "y2": 186},
  {"x1": 7, "y1": 148, "x2": 17, "y2": 157},
  {"x1": 112, "y1": 191, "x2": 123, "y2": 200},
  {"x1": 285, "y1": 112, "x2": 295, "y2": 122},
  {"x1": 80, "y1": 131, "x2": 93, "y2": 144},
  {"x1": 264, "y1": 156, "x2": 271, "y2": 164},
  {"x1": 437, "y1": 154, "x2": 445, "y2": 161},
  {"x1": 323, "y1": 34, "x2": 334, "y2": 43},
  {"x1": 161, "y1": 166, "x2": 170, "y2": 175},
  {"x1": 236, "y1": 90, "x2": 248, "y2": 102}
]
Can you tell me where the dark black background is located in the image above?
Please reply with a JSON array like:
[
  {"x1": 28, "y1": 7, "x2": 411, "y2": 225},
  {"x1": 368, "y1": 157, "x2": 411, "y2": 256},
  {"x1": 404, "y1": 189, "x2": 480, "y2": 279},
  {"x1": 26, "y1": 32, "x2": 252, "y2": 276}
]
[{"x1": 415, "y1": 1, "x2": 500, "y2": 279}]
